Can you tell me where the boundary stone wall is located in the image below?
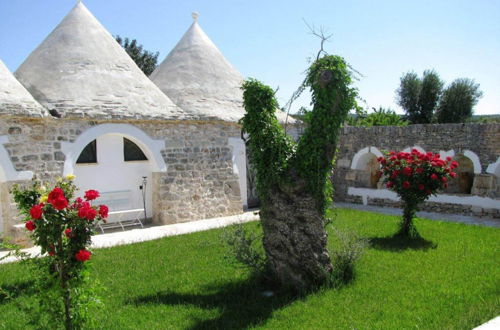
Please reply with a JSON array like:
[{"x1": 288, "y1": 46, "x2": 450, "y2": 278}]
[{"x1": 333, "y1": 123, "x2": 500, "y2": 218}]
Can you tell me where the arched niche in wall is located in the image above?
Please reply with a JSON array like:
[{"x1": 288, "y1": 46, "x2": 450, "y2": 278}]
[
  {"x1": 486, "y1": 157, "x2": 500, "y2": 177},
  {"x1": 61, "y1": 124, "x2": 166, "y2": 222},
  {"x1": 402, "y1": 145, "x2": 426, "y2": 154},
  {"x1": 351, "y1": 147, "x2": 383, "y2": 189},
  {"x1": 445, "y1": 150, "x2": 481, "y2": 195}
]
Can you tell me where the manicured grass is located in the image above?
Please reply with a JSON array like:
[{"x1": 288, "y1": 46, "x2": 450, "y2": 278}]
[{"x1": 0, "y1": 208, "x2": 499, "y2": 329}]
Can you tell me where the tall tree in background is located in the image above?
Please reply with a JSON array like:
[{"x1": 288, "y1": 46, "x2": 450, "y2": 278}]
[
  {"x1": 436, "y1": 78, "x2": 483, "y2": 123},
  {"x1": 418, "y1": 70, "x2": 444, "y2": 123},
  {"x1": 116, "y1": 36, "x2": 159, "y2": 76},
  {"x1": 396, "y1": 70, "x2": 443, "y2": 124}
]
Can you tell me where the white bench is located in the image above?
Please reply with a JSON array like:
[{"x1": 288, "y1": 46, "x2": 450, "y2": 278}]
[{"x1": 96, "y1": 190, "x2": 145, "y2": 233}]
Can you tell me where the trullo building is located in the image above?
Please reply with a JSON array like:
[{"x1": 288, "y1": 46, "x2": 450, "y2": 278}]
[{"x1": 0, "y1": 2, "x2": 296, "y2": 243}]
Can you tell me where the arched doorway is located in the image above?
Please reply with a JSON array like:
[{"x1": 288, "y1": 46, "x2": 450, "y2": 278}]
[{"x1": 62, "y1": 124, "x2": 167, "y2": 222}]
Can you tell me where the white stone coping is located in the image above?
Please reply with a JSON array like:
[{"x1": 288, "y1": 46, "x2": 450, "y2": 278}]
[
  {"x1": 347, "y1": 187, "x2": 500, "y2": 209},
  {"x1": 0, "y1": 211, "x2": 259, "y2": 264},
  {"x1": 473, "y1": 316, "x2": 500, "y2": 330}
]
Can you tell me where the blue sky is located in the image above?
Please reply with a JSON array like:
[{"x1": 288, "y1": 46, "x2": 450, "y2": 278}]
[{"x1": 1, "y1": 0, "x2": 499, "y2": 115}]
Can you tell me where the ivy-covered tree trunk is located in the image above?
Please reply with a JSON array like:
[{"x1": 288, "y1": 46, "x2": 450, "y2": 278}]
[{"x1": 241, "y1": 56, "x2": 357, "y2": 292}]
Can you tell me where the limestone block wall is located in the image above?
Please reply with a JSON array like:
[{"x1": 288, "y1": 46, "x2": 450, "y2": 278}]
[
  {"x1": 0, "y1": 116, "x2": 244, "y2": 239},
  {"x1": 333, "y1": 123, "x2": 500, "y2": 218}
]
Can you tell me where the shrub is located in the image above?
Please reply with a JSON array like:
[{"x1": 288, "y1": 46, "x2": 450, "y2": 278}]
[
  {"x1": 377, "y1": 149, "x2": 458, "y2": 237},
  {"x1": 222, "y1": 224, "x2": 267, "y2": 277},
  {"x1": 329, "y1": 229, "x2": 367, "y2": 286},
  {"x1": 12, "y1": 175, "x2": 108, "y2": 329}
]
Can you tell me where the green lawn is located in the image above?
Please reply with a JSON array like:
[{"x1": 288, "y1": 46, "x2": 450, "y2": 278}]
[{"x1": 0, "y1": 208, "x2": 499, "y2": 329}]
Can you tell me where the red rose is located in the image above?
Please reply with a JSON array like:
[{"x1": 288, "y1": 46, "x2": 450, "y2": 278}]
[
  {"x1": 25, "y1": 220, "x2": 36, "y2": 231},
  {"x1": 48, "y1": 187, "x2": 64, "y2": 203},
  {"x1": 386, "y1": 181, "x2": 394, "y2": 188},
  {"x1": 72, "y1": 197, "x2": 84, "y2": 209},
  {"x1": 390, "y1": 156, "x2": 397, "y2": 161},
  {"x1": 84, "y1": 190, "x2": 100, "y2": 201},
  {"x1": 416, "y1": 167, "x2": 424, "y2": 174},
  {"x1": 75, "y1": 249, "x2": 91, "y2": 262},
  {"x1": 99, "y1": 205, "x2": 109, "y2": 218},
  {"x1": 430, "y1": 173, "x2": 438, "y2": 180},
  {"x1": 402, "y1": 167, "x2": 412, "y2": 176},
  {"x1": 418, "y1": 184, "x2": 425, "y2": 190},
  {"x1": 451, "y1": 161, "x2": 458, "y2": 169},
  {"x1": 78, "y1": 204, "x2": 97, "y2": 221},
  {"x1": 446, "y1": 156, "x2": 452, "y2": 162},
  {"x1": 391, "y1": 171, "x2": 400, "y2": 179},
  {"x1": 52, "y1": 196, "x2": 68, "y2": 210},
  {"x1": 441, "y1": 176, "x2": 447, "y2": 183},
  {"x1": 450, "y1": 172, "x2": 457, "y2": 178},
  {"x1": 85, "y1": 207, "x2": 97, "y2": 221},
  {"x1": 64, "y1": 228, "x2": 73, "y2": 238},
  {"x1": 403, "y1": 181, "x2": 411, "y2": 189},
  {"x1": 30, "y1": 204, "x2": 44, "y2": 220},
  {"x1": 48, "y1": 251, "x2": 55, "y2": 256}
]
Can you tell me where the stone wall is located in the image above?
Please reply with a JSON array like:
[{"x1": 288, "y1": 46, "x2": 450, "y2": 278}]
[
  {"x1": 0, "y1": 116, "x2": 244, "y2": 240},
  {"x1": 333, "y1": 123, "x2": 500, "y2": 217}
]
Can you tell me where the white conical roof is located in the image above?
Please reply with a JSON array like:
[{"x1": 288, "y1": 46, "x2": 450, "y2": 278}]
[
  {"x1": 0, "y1": 59, "x2": 46, "y2": 117},
  {"x1": 150, "y1": 15, "x2": 293, "y2": 124},
  {"x1": 14, "y1": 2, "x2": 195, "y2": 121}
]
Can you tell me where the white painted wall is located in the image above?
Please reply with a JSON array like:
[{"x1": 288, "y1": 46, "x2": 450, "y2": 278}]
[
  {"x1": 74, "y1": 134, "x2": 154, "y2": 219},
  {"x1": 228, "y1": 137, "x2": 247, "y2": 209}
]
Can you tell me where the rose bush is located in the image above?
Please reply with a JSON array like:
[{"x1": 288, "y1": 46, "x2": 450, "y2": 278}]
[
  {"x1": 378, "y1": 149, "x2": 458, "y2": 237},
  {"x1": 12, "y1": 175, "x2": 108, "y2": 330}
]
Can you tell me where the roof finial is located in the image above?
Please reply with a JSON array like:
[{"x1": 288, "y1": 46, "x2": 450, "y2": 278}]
[{"x1": 192, "y1": 12, "x2": 199, "y2": 22}]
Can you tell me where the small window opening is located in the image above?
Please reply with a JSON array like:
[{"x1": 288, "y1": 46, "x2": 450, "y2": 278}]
[
  {"x1": 124, "y1": 138, "x2": 148, "y2": 161},
  {"x1": 76, "y1": 140, "x2": 97, "y2": 164}
]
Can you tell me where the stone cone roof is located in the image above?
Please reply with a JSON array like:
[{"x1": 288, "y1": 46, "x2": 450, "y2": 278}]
[
  {"x1": 0, "y1": 59, "x2": 46, "y2": 118},
  {"x1": 14, "y1": 2, "x2": 195, "y2": 121},
  {"x1": 150, "y1": 16, "x2": 293, "y2": 124}
]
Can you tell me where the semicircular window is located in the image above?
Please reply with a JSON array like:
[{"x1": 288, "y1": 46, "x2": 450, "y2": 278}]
[
  {"x1": 124, "y1": 138, "x2": 148, "y2": 161},
  {"x1": 76, "y1": 140, "x2": 97, "y2": 164}
]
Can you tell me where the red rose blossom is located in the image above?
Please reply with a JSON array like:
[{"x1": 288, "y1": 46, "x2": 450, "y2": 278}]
[
  {"x1": 75, "y1": 249, "x2": 91, "y2": 262},
  {"x1": 416, "y1": 167, "x2": 424, "y2": 174},
  {"x1": 84, "y1": 190, "x2": 100, "y2": 201},
  {"x1": 64, "y1": 228, "x2": 73, "y2": 238},
  {"x1": 99, "y1": 205, "x2": 109, "y2": 218},
  {"x1": 402, "y1": 167, "x2": 412, "y2": 176},
  {"x1": 386, "y1": 181, "x2": 394, "y2": 188},
  {"x1": 391, "y1": 170, "x2": 400, "y2": 179},
  {"x1": 52, "y1": 196, "x2": 69, "y2": 210},
  {"x1": 30, "y1": 204, "x2": 44, "y2": 220},
  {"x1": 451, "y1": 161, "x2": 458, "y2": 169},
  {"x1": 430, "y1": 173, "x2": 438, "y2": 180},
  {"x1": 402, "y1": 181, "x2": 411, "y2": 189},
  {"x1": 78, "y1": 204, "x2": 97, "y2": 221},
  {"x1": 48, "y1": 187, "x2": 64, "y2": 203},
  {"x1": 450, "y1": 172, "x2": 457, "y2": 178},
  {"x1": 418, "y1": 184, "x2": 425, "y2": 190},
  {"x1": 25, "y1": 220, "x2": 36, "y2": 231},
  {"x1": 441, "y1": 176, "x2": 447, "y2": 183}
]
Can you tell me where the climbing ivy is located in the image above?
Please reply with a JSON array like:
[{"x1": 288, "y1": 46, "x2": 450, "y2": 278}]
[
  {"x1": 241, "y1": 55, "x2": 357, "y2": 213},
  {"x1": 240, "y1": 79, "x2": 295, "y2": 199}
]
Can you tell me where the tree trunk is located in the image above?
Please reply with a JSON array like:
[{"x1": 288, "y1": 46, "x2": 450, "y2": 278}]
[
  {"x1": 399, "y1": 201, "x2": 417, "y2": 237},
  {"x1": 260, "y1": 178, "x2": 332, "y2": 292}
]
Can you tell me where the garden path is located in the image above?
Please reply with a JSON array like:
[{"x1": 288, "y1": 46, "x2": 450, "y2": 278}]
[
  {"x1": 0, "y1": 210, "x2": 259, "y2": 264},
  {"x1": 335, "y1": 202, "x2": 500, "y2": 228}
]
